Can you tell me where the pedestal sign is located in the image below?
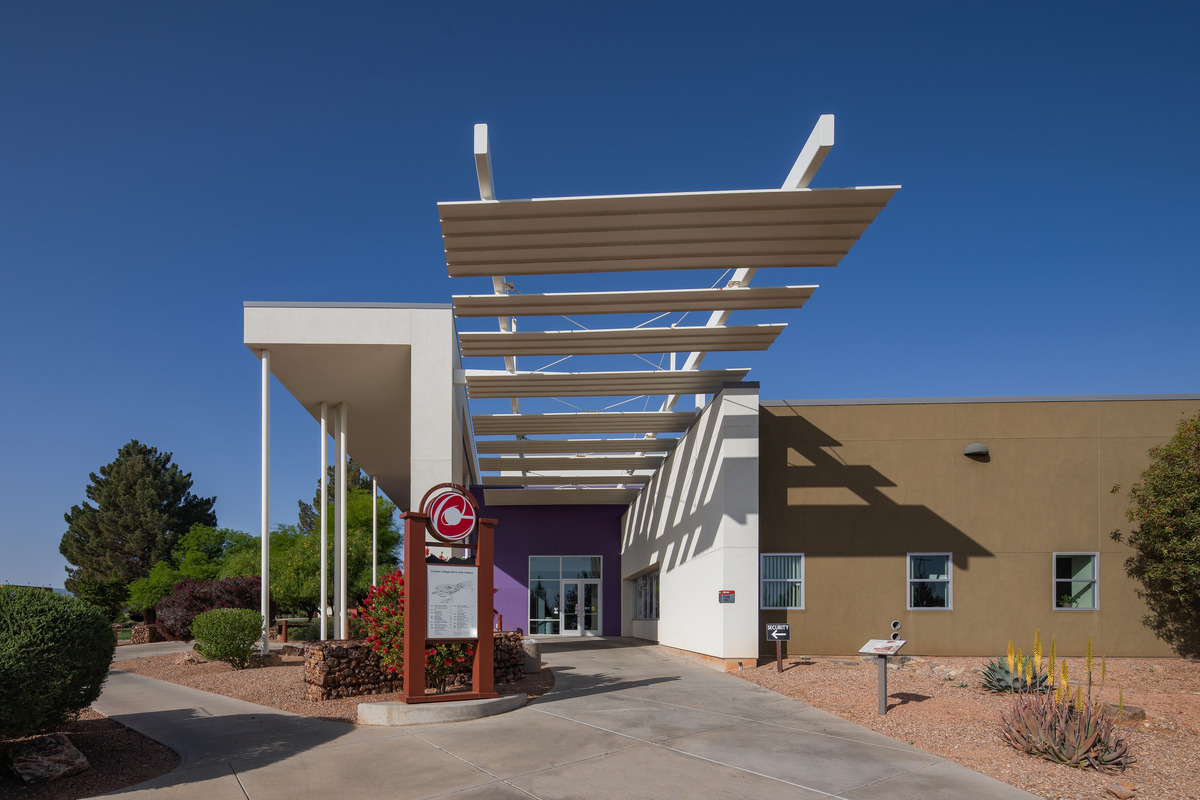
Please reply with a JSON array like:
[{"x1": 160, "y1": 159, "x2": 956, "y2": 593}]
[
  {"x1": 766, "y1": 623, "x2": 791, "y2": 673},
  {"x1": 400, "y1": 484, "x2": 497, "y2": 704},
  {"x1": 859, "y1": 639, "x2": 906, "y2": 715}
]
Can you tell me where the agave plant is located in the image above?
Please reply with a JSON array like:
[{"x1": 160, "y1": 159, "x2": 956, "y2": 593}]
[
  {"x1": 981, "y1": 655, "x2": 1049, "y2": 694},
  {"x1": 999, "y1": 690, "x2": 1135, "y2": 772}
]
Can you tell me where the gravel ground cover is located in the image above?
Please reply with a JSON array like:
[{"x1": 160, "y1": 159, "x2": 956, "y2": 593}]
[{"x1": 735, "y1": 654, "x2": 1200, "y2": 800}]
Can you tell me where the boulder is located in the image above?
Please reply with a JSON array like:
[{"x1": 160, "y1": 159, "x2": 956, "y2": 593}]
[{"x1": 7, "y1": 734, "x2": 89, "y2": 784}]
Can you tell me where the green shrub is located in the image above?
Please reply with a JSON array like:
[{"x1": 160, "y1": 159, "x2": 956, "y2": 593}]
[
  {"x1": 191, "y1": 608, "x2": 263, "y2": 670},
  {"x1": 286, "y1": 615, "x2": 366, "y2": 642},
  {"x1": 0, "y1": 587, "x2": 116, "y2": 737}
]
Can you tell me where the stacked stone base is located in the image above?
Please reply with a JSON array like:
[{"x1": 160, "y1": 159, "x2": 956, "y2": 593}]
[
  {"x1": 130, "y1": 624, "x2": 165, "y2": 644},
  {"x1": 304, "y1": 631, "x2": 528, "y2": 701}
]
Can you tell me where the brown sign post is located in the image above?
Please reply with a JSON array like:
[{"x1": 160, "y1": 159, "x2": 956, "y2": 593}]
[{"x1": 399, "y1": 484, "x2": 498, "y2": 703}]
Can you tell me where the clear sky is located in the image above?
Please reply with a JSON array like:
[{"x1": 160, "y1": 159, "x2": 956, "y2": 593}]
[{"x1": 2, "y1": 2, "x2": 1197, "y2": 590}]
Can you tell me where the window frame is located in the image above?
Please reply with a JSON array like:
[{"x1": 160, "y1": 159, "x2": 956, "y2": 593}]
[
  {"x1": 1053, "y1": 552, "x2": 1098, "y2": 610},
  {"x1": 907, "y1": 552, "x2": 952, "y2": 610},
  {"x1": 633, "y1": 569, "x2": 659, "y2": 620},
  {"x1": 760, "y1": 553, "x2": 805, "y2": 610}
]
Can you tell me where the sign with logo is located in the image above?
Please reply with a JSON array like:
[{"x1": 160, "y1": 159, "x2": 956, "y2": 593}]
[
  {"x1": 422, "y1": 484, "x2": 479, "y2": 543},
  {"x1": 766, "y1": 623, "x2": 791, "y2": 641},
  {"x1": 718, "y1": 590, "x2": 735, "y2": 603},
  {"x1": 859, "y1": 639, "x2": 906, "y2": 656}
]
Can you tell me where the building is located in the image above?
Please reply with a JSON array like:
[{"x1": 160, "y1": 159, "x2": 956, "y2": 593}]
[{"x1": 245, "y1": 120, "x2": 1198, "y2": 667}]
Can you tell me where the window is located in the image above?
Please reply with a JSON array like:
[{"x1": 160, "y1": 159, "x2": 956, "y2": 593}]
[
  {"x1": 761, "y1": 554, "x2": 804, "y2": 609},
  {"x1": 634, "y1": 570, "x2": 659, "y2": 620},
  {"x1": 1055, "y1": 553, "x2": 1097, "y2": 609},
  {"x1": 908, "y1": 553, "x2": 951, "y2": 609}
]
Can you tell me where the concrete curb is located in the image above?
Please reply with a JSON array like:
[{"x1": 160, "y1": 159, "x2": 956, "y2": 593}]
[{"x1": 357, "y1": 693, "x2": 528, "y2": 725}]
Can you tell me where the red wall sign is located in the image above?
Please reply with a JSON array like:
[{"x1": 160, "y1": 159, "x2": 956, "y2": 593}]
[{"x1": 422, "y1": 484, "x2": 479, "y2": 543}]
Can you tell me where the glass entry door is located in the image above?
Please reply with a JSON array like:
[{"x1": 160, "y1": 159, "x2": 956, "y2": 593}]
[
  {"x1": 529, "y1": 556, "x2": 602, "y2": 636},
  {"x1": 561, "y1": 580, "x2": 601, "y2": 635}
]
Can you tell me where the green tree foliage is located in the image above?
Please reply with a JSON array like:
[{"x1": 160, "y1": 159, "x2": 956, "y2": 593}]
[
  {"x1": 74, "y1": 576, "x2": 129, "y2": 623},
  {"x1": 297, "y1": 456, "x2": 375, "y2": 536},
  {"x1": 1, "y1": 587, "x2": 116, "y2": 737},
  {"x1": 268, "y1": 489, "x2": 401, "y2": 618},
  {"x1": 60, "y1": 440, "x2": 217, "y2": 597},
  {"x1": 127, "y1": 525, "x2": 258, "y2": 614},
  {"x1": 1115, "y1": 411, "x2": 1200, "y2": 656}
]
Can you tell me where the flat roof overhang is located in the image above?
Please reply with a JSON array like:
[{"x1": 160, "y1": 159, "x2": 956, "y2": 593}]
[{"x1": 243, "y1": 302, "x2": 458, "y2": 509}]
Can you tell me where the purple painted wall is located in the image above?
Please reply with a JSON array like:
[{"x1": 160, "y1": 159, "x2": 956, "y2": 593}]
[{"x1": 472, "y1": 490, "x2": 626, "y2": 637}]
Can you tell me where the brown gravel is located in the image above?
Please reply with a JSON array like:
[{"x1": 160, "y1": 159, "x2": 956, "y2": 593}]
[{"x1": 735, "y1": 654, "x2": 1200, "y2": 800}]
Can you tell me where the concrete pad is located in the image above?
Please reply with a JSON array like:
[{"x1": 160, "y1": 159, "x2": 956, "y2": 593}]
[
  {"x1": 839, "y1": 758, "x2": 1041, "y2": 800},
  {"x1": 410, "y1": 706, "x2": 640, "y2": 780},
  {"x1": 662, "y1": 718, "x2": 942, "y2": 796},
  {"x1": 534, "y1": 694, "x2": 745, "y2": 743},
  {"x1": 358, "y1": 693, "x2": 527, "y2": 725},
  {"x1": 507, "y1": 738, "x2": 831, "y2": 799}
]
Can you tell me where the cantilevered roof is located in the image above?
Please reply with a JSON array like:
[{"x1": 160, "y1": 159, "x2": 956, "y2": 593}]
[
  {"x1": 445, "y1": 117, "x2": 897, "y2": 505},
  {"x1": 440, "y1": 186, "x2": 896, "y2": 277},
  {"x1": 453, "y1": 285, "x2": 816, "y2": 317}
]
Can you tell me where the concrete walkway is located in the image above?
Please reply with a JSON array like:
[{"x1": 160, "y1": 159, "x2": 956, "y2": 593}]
[{"x1": 95, "y1": 638, "x2": 1038, "y2": 799}]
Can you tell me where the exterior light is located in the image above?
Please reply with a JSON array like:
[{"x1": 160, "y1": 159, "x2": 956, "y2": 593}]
[{"x1": 963, "y1": 442, "x2": 990, "y2": 458}]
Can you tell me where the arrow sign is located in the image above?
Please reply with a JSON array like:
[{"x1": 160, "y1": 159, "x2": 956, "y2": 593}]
[{"x1": 765, "y1": 623, "x2": 790, "y2": 641}]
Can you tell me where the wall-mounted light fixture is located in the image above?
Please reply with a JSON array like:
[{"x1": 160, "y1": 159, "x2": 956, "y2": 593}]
[{"x1": 963, "y1": 442, "x2": 990, "y2": 460}]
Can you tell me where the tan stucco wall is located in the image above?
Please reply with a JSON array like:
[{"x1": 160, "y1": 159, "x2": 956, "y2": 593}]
[{"x1": 759, "y1": 398, "x2": 1200, "y2": 658}]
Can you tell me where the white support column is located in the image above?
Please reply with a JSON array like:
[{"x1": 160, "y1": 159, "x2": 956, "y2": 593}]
[
  {"x1": 319, "y1": 401, "x2": 329, "y2": 641},
  {"x1": 337, "y1": 403, "x2": 348, "y2": 639},
  {"x1": 259, "y1": 350, "x2": 271, "y2": 655},
  {"x1": 372, "y1": 477, "x2": 378, "y2": 586}
]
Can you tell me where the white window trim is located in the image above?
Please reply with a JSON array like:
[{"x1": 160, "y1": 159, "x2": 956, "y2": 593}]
[
  {"x1": 907, "y1": 552, "x2": 952, "y2": 610},
  {"x1": 761, "y1": 553, "x2": 805, "y2": 610},
  {"x1": 1053, "y1": 552, "x2": 1098, "y2": 611}
]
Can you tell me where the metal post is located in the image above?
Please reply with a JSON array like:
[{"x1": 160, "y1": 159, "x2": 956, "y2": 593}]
[
  {"x1": 337, "y1": 403, "x2": 348, "y2": 639},
  {"x1": 776, "y1": 641, "x2": 783, "y2": 673},
  {"x1": 260, "y1": 350, "x2": 271, "y2": 655},
  {"x1": 878, "y1": 655, "x2": 889, "y2": 715},
  {"x1": 319, "y1": 401, "x2": 328, "y2": 641},
  {"x1": 372, "y1": 477, "x2": 378, "y2": 586}
]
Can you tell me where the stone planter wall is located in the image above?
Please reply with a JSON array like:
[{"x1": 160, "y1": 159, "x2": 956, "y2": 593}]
[
  {"x1": 130, "y1": 624, "x2": 164, "y2": 644},
  {"x1": 304, "y1": 631, "x2": 528, "y2": 701}
]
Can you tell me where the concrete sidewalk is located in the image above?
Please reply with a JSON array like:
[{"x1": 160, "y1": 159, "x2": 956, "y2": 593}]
[{"x1": 95, "y1": 638, "x2": 1038, "y2": 799}]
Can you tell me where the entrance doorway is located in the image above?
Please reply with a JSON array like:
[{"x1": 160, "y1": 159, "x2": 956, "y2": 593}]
[{"x1": 529, "y1": 556, "x2": 602, "y2": 636}]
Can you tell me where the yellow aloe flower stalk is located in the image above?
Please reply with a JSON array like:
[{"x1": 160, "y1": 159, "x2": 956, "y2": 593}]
[
  {"x1": 1048, "y1": 635, "x2": 1057, "y2": 687},
  {"x1": 1086, "y1": 635, "x2": 1094, "y2": 679},
  {"x1": 1033, "y1": 630, "x2": 1043, "y2": 671},
  {"x1": 1074, "y1": 685, "x2": 1083, "y2": 712},
  {"x1": 1006, "y1": 639, "x2": 1015, "y2": 676}
]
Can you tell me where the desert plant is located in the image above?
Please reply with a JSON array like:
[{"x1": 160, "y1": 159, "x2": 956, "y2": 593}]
[
  {"x1": 0, "y1": 586, "x2": 116, "y2": 737},
  {"x1": 981, "y1": 634, "x2": 1048, "y2": 693},
  {"x1": 155, "y1": 575, "x2": 262, "y2": 639},
  {"x1": 999, "y1": 688, "x2": 1134, "y2": 772},
  {"x1": 191, "y1": 608, "x2": 264, "y2": 670},
  {"x1": 999, "y1": 633, "x2": 1135, "y2": 771}
]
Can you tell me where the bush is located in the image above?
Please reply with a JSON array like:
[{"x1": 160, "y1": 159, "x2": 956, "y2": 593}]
[
  {"x1": 155, "y1": 576, "x2": 261, "y2": 640},
  {"x1": 361, "y1": 570, "x2": 475, "y2": 692},
  {"x1": 286, "y1": 615, "x2": 366, "y2": 642},
  {"x1": 0, "y1": 587, "x2": 116, "y2": 737},
  {"x1": 192, "y1": 608, "x2": 263, "y2": 670}
]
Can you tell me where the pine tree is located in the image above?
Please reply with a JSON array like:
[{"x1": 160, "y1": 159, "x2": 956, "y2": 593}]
[{"x1": 60, "y1": 440, "x2": 217, "y2": 597}]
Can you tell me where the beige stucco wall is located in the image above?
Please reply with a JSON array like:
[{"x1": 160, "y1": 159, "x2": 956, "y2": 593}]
[{"x1": 759, "y1": 398, "x2": 1200, "y2": 658}]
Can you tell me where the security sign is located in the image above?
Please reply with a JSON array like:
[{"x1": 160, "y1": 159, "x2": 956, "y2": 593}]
[{"x1": 421, "y1": 484, "x2": 479, "y2": 543}]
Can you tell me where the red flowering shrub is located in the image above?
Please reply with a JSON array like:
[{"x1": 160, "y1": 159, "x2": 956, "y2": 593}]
[{"x1": 361, "y1": 569, "x2": 475, "y2": 692}]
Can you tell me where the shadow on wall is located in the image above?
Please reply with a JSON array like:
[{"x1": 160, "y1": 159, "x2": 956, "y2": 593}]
[
  {"x1": 763, "y1": 414, "x2": 994, "y2": 568},
  {"x1": 622, "y1": 397, "x2": 757, "y2": 574}
]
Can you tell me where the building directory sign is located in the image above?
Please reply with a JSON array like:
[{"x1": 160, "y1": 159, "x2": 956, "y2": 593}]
[{"x1": 427, "y1": 564, "x2": 478, "y2": 638}]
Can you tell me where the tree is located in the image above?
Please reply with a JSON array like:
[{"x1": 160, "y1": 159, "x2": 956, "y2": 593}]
[
  {"x1": 126, "y1": 525, "x2": 256, "y2": 621},
  {"x1": 60, "y1": 440, "x2": 217, "y2": 599},
  {"x1": 297, "y1": 456, "x2": 375, "y2": 536},
  {"x1": 1114, "y1": 411, "x2": 1200, "y2": 656},
  {"x1": 75, "y1": 576, "x2": 129, "y2": 623}
]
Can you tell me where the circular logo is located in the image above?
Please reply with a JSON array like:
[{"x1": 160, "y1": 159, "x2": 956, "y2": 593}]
[{"x1": 424, "y1": 486, "x2": 478, "y2": 543}]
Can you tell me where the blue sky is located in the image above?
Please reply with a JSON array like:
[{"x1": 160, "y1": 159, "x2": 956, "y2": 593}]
[{"x1": 2, "y1": 2, "x2": 1197, "y2": 590}]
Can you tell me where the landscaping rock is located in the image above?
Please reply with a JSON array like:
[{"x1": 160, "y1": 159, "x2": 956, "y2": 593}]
[
  {"x1": 1101, "y1": 701, "x2": 1147, "y2": 722},
  {"x1": 7, "y1": 734, "x2": 89, "y2": 784},
  {"x1": 1106, "y1": 779, "x2": 1137, "y2": 798}
]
